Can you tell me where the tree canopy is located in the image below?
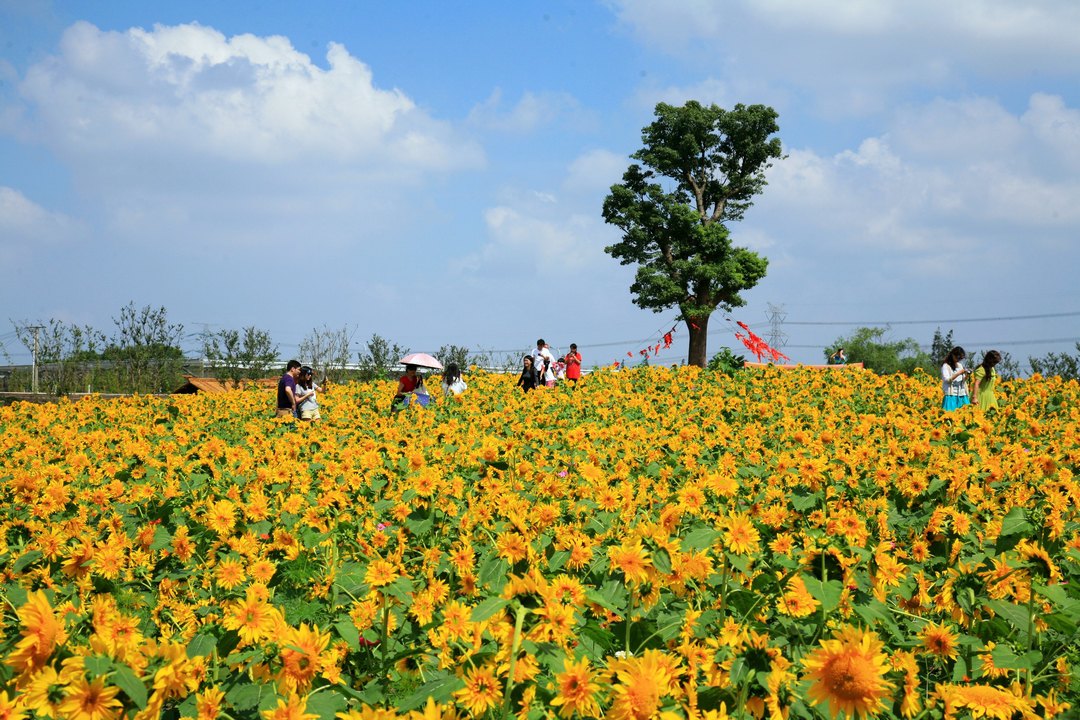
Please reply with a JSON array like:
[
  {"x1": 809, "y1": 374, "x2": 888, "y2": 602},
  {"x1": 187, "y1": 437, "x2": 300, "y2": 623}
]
[{"x1": 603, "y1": 101, "x2": 782, "y2": 366}]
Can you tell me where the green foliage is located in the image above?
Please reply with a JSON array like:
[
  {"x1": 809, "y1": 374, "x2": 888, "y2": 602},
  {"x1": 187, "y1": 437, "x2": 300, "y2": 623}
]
[
  {"x1": 202, "y1": 327, "x2": 280, "y2": 384},
  {"x1": 435, "y1": 344, "x2": 470, "y2": 371},
  {"x1": 105, "y1": 303, "x2": 187, "y2": 393},
  {"x1": 12, "y1": 318, "x2": 108, "y2": 394},
  {"x1": 299, "y1": 325, "x2": 355, "y2": 383},
  {"x1": 929, "y1": 327, "x2": 955, "y2": 364},
  {"x1": 707, "y1": 347, "x2": 745, "y2": 374},
  {"x1": 828, "y1": 326, "x2": 931, "y2": 374},
  {"x1": 1029, "y1": 342, "x2": 1080, "y2": 379},
  {"x1": 11, "y1": 304, "x2": 185, "y2": 393},
  {"x1": 602, "y1": 101, "x2": 782, "y2": 367},
  {"x1": 357, "y1": 333, "x2": 409, "y2": 381}
]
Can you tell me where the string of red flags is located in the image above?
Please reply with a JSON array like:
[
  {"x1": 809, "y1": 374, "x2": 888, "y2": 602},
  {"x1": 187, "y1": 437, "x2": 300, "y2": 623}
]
[
  {"x1": 610, "y1": 315, "x2": 789, "y2": 367},
  {"x1": 734, "y1": 321, "x2": 790, "y2": 364},
  {"x1": 611, "y1": 323, "x2": 678, "y2": 367}
]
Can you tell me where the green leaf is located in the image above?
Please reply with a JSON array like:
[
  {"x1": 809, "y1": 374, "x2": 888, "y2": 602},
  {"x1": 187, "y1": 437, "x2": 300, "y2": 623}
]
[
  {"x1": 12, "y1": 550, "x2": 42, "y2": 573},
  {"x1": 225, "y1": 682, "x2": 275, "y2": 711},
  {"x1": 951, "y1": 656, "x2": 968, "y2": 683},
  {"x1": 989, "y1": 645, "x2": 1032, "y2": 670},
  {"x1": 334, "y1": 618, "x2": 361, "y2": 652},
  {"x1": 477, "y1": 556, "x2": 508, "y2": 590},
  {"x1": 681, "y1": 526, "x2": 720, "y2": 552},
  {"x1": 187, "y1": 632, "x2": 218, "y2": 659},
  {"x1": 405, "y1": 513, "x2": 433, "y2": 537},
  {"x1": 852, "y1": 599, "x2": 889, "y2": 625},
  {"x1": 801, "y1": 576, "x2": 843, "y2": 614},
  {"x1": 598, "y1": 580, "x2": 629, "y2": 610},
  {"x1": 113, "y1": 663, "x2": 148, "y2": 709},
  {"x1": 304, "y1": 689, "x2": 348, "y2": 720},
  {"x1": 790, "y1": 492, "x2": 821, "y2": 512},
  {"x1": 149, "y1": 526, "x2": 172, "y2": 551},
  {"x1": 2, "y1": 584, "x2": 27, "y2": 608},
  {"x1": 383, "y1": 575, "x2": 415, "y2": 604},
  {"x1": 471, "y1": 597, "x2": 510, "y2": 623},
  {"x1": 398, "y1": 673, "x2": 464, "y2": 712},
  {"x1": 998, "y1": 507, "x2": 1033, "y2": 537},
  {"x1": 986, "y1": 599, "x2": 1031, "y2": 639},
  {"x1": 651, "y1": 547, "x2": 672, "y2": 575},
  {"x1": 548, "y1": 550, "x2": 570, "y2": 572},
  {"x1": 84, "y1": 655, "x2": 112, "y2": 679},
  {"x1": 577, "y1": 621, "x2": 615, "y2": 661},
  {"x1": 224, "y1": 649, "x2": 264, "y2": 665}
]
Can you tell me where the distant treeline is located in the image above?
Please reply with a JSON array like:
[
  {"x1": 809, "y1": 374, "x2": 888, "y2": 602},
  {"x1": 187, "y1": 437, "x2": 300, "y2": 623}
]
[{"x1": 3, "y1": 303, "x2": 521, "y2": 395}]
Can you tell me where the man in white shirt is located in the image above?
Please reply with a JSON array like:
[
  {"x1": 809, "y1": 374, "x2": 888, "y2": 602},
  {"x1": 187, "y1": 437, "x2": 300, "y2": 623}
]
[{"x1": 533, "y1": 338, "x2": 556, "y2": 387}]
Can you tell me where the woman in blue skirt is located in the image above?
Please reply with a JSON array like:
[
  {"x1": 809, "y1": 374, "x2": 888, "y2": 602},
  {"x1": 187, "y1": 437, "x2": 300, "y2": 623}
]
[{"x1": 941, "y1": 346, "x2": 971, "y2": 410}]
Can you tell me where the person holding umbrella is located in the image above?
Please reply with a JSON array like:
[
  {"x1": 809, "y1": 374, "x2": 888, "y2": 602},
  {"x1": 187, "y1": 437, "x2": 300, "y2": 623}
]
[
  {"x1": 392, "y1": 353, "x2": 442, "y2": 411},
  {"x1": 392, "y1": 364, "x2": 425, "y2": 411}
]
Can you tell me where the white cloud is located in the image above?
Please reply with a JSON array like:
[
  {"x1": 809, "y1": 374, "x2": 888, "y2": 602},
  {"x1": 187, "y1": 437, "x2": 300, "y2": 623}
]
[
  {"x1": 466, "y1": 88, "x2": 594, "y2": 133},
  {"x1": 563, "y1": 149, "x2": 626, "y2": 195},
  {"x1": 18, "y1": 22, "x2": 479, "y2": 170},
  {"x1": 456, "y1": 206, "x2": 608, "y2": 276},
  {"x1": 629, "y1": 77, "x2": 740, "y2": 112},
  {"x1": 0, "y1": 186, "x2": 80, "y2": 246},
  {"x1": 4, "y1": 21, "x2": 486, "y2": 251},
  {"x1": 752, "y1": 92, "x2": 1080, "y2": 282},
  {"x1": 457, "y1": 147, "x2": 628, "y2": 279},
  {"x1": 609, "y1": 0, "x2": 1080, "y2": 115}
]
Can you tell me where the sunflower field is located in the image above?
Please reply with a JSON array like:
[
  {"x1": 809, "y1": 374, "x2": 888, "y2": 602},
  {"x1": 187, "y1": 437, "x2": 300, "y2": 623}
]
[{"x1": 1, "y1": 366, "x2": 1078, "y2": 720}]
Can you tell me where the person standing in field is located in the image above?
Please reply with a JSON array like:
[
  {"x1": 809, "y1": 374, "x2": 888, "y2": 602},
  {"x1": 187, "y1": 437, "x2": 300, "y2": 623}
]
[
  {"x1": 441, "y1": 362, "x2": 467, "y2": 397},
  {"x1": 533, "y1": 339, "x2": 556, "y2": 388},
  {"x1": 565, "y1": 343, "x2": 582, "y2": 384},
  {"x1": 277, "y1": 360, "x2": 302, "y2": 419},
  {"x1": 941, "y1": 346, "x2": 971, "y2": 411},
  {"x1": 972, "y1": 350, "x2": 1002, "y2": 410},
  {"x1": 517, "y1": 355, "x2": 538, "y2": 392},
  {"x1": 295, "y1": 366, "x2": 322, "y2": 422},
  {"x1": 828, "y1": 347, "x2": 847, "y2": 365}
]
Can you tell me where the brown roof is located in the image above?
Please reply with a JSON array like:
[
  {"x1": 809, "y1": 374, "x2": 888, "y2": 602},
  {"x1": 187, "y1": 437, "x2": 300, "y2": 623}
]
[{"x1": 174, "y1": 375, "x2": 279, "y2": 394}]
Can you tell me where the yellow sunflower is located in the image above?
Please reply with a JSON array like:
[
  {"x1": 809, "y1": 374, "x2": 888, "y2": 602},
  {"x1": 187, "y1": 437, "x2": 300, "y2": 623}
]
[
  {"x1": 5, "y1": 591, "x2": 68, "y2": 678},
  {"x1": 801, "y1": 625, "x2": 894, "y2": 719},
  {"x1": 550, "y1": 656, "x2": 601, "y2": 718}
]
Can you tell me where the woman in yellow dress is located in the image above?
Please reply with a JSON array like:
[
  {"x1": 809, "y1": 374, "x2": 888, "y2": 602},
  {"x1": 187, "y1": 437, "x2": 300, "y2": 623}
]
[{"x1": 971, "y1": 350, "x2": 1002, "y2": 409}]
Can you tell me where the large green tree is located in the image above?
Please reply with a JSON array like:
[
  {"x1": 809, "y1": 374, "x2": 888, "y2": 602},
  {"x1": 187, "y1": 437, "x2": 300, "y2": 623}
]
[{"x1": 602, "y1": 101, "x2": 782, "y2": 367}]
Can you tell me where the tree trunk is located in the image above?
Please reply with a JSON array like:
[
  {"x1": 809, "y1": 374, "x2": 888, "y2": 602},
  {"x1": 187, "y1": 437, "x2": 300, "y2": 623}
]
[{"x1": 686, "y1": 314, "x2": 710, "y2": 368}]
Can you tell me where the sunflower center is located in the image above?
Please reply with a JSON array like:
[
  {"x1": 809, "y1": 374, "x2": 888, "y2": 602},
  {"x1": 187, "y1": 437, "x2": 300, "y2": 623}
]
[{"x1": 826, "y1": 655, "x2": 877, "y2": 700}]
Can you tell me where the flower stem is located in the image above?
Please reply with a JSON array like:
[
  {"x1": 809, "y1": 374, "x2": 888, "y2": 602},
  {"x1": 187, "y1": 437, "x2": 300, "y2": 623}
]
[
  {"x1": 380, "y1": 592, "x2": 391, "y2": 694},
  {"x1": 500, "y1": 603, "x2": 528, "y2": 720}
]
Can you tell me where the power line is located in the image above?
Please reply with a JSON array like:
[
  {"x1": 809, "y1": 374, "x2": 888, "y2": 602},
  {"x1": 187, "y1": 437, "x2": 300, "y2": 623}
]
[
  {"x1": 785, "y1": 310, "x2": 1080, "y2": 326},
  {"x1": 784, "y1": 336, "x2": 1080, "y2": 350}
]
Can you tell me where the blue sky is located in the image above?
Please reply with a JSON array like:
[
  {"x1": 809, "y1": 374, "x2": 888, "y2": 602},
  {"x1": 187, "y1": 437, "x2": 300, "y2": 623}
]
[{"x1": 3, "y1": 0, "x2": 1079, "y2": 370}]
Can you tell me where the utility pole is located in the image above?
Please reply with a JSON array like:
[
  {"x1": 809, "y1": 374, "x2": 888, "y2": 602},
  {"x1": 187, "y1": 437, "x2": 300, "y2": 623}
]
[
  {"x1": 766, "y1": 303, "x2": 788, "y2": 353},
  {"x1": 28, "y1": 325, "x2": 44, "y2": 393}
]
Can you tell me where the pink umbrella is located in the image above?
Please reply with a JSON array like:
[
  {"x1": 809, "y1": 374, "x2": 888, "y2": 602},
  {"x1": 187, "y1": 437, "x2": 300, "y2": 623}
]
[{"x1": 399, "y1": 352, "x2": 443, "y2": 370}]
